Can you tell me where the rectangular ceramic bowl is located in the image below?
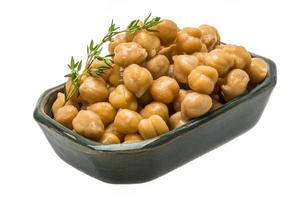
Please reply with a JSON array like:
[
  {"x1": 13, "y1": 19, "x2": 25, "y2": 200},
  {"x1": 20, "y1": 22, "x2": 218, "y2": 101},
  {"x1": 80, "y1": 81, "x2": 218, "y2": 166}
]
[{"x1": 34, "y1": 53, "x2": 276, "y2": 184}]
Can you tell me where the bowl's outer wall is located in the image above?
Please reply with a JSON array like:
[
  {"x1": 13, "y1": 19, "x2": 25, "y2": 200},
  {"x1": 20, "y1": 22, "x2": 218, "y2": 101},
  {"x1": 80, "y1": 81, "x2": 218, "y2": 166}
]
[{"x1": 37, "y1": 84, "x2": 274, "y2": 184}]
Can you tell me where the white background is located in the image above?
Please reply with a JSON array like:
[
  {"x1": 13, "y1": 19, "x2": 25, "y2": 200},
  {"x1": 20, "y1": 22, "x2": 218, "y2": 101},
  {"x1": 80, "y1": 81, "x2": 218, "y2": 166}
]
[{"x1": 0, "y1": 0, "x2": 299, "y2": 199}]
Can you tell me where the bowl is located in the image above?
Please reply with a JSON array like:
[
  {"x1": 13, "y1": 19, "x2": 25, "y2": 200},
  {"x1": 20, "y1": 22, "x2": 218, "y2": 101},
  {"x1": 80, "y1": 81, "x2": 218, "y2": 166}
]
[{"x1": 34, "y1": 53, "x2": 276, "y2": 184}]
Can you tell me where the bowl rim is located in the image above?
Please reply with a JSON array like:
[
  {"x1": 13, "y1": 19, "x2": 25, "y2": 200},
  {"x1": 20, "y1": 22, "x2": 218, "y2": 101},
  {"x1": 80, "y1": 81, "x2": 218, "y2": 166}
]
[{"x1": 34, "y1": 53, "x2": 276, "y2": 152}]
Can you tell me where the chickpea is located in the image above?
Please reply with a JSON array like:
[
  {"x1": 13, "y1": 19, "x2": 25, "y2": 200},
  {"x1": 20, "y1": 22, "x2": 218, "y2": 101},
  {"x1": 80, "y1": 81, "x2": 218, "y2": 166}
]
[
  {"x1": 108, "y1": 64, "x2": 124, "y2": 86},
  {"x1": 123, "y1": 64, "x2": 153, "y2": 97},
  {"x1": 169, "y1": 112, "x2": 187, "y2": 130},
  {"x1": 177, "y1": 27, "x2": 206, "y2": 54},
  {"x1": 79, "y1": 76, "x2": 109, "y2": 104},
  {"x1": 132, "y1": 31, "x2": 161, "y2": 57},
  {"x1": 140, "y1": 102, "x2": 169, "y2": 122},
  {"x1": 193, "y1": 52, "x2": 207, "y2": 64},
  {"x1": 158, "y1": 44, "x2": 180, "y2": 62},
  {"x1": 114, "y1": 109, "x2": 142, "y2": 134},
  {"x1": 219, "y1": 44, "x2": 251, "y2": 69},
  {"x1": 198, "y1": 24, "x2": 220, "y2": 51},
  {"x1": 181, "y1": 92, "x2": 212, "y2": 120},
  {"x1": 173, "y1": 89, "x2": 192, "y2": 112},
  {"x1": 108, "y1": 33, "x2": 127, "y2": 54},
  {"x1": 138, "y1": 115, "x2": 169, "y2": 139},
  {"x1": 100, "y1": 133, "x2": 120, "y2": 144},
  {"x1": 153, "y1": 19, "x2": 178, "y2": 45},
  {"x1": 72, "y1": 110, "x2": 104, "y2": 140},
  {"x1": 51, "y1": 92, "x2": 78, "y2": 115},
  {"x1": 113, "y1": 42, "x2": 148, "y2": 66},
  {"x1": 109, "y1": 84, "x2": 138, "y2": 111},
  {"x1": 123, "y1": 133, "x2": 143, "y2": 144},
  {"x1": 145, "y1": 55, "x2": 170, "y2": 79},
  {"x1": 188, "y1": 65, "x2": 219, "y2": 94},
  {"x1": 204, "y1": 49, "x2": 234, "y2": 77},
  {"x1": 137, "y1": 89, "x2": 153, "y2": 106},
  {"x1": 104, "y1": 123, "x2": 125, "y2": 142},
  {"x1": 150, "y1": 76, "x2": 180, "y2": 104},
  {"x1": 221, "y1": 69, "x2": 250, "y2": 101},
  {"x1": 65, "y1": 78, "x2": 79, "y2": 102},
  {"x1": 245, "y1": 58, "x2": 268, "y2": 84},
  {"x1": 173, "y1": 55, "x2": 199, "y2": 83},
  {"x1": 168, "y1": 64, "x2": 175, "y2": 78},
  {"x1": 125, "y1": 20, "x2": 144, "y2": 42},
  {"x1": 89, "y1": 59, "x2": 112, "y2": 81},
  {"x1": 87, "y1": 102, "x2": 116, "y2": 126},
  {"x1": 54, "y1": 105, "x2": 78, "y2": 129}
]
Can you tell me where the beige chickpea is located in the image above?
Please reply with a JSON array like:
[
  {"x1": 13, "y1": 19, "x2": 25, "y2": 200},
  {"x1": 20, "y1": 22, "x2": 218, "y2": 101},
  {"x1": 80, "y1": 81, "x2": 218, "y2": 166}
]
[
  {"x1": 123, "y1": 64, "x2": 153, "y2": 97},
  {"x1": 125, "y1": 20, "x2": 144, "y2": 42},
  {"x1": 219, "y1": 44, "x2": 251, "y2": 69},
  {"x1": 150, "y1": 76, "x2": 180, "y2": 104},
  {"x1": 108, "y1": 64, "x2": 124, "y2": 86},
  {"x1": 145, "y1": 55, "x2": 170, "y2": 79},
  {"x1": 89, "y1": 59, "x2": 112, "y2": 81},
  {"x1": 173, "y1": 89, "x2": 192, "y2": 112},
  {"x1": 181, "y1": 92, "x2": 212, "y2": 120},
  {"x1": 51, "y1": 92, "x2": 78, "y2": 115},
  {"x1": 108, "y1": 33, "x2": 127, "y2": 54},
  {"x1": 177, "y1": 27, "x2": 206, "y2": 54},
  {"x1": 140, "y1": 102, "x2": 169, "y2": 122},
  {"x1": 158, "y1": 44, "x2": 181, "y2": 62},
  {"x1": 173, "y1": 55, "x2": 199, "y2": 83},
  {"x1": 188, "y1": 65, "x2": 219, "y2": 94},
  {"x1": 245, "y1": 58, "x2": 268, "y2": 84},
  {"x1": 198, "y1": 24, "x2": 220, "y2": 51},
  {"x1": 132, "y1": 31, "x2": 161, "y2": 57},
  {"x1": 54, "y1": 105, "x2": 78, "y2": 129},
  {"x1": 123, "y1": 133, "x2": 143, "y2": 144},
  {"x1": 169, "y1": 112, "x2": 187, "y2": 130},
  {"x1": 221, "y1": 69, "x2": 250, "y2": 101},
  {"x1": 72, "y1": 110, "x2": 104, "y2": 140},
  {"x1": 113, "y1": 42, "x2": 148, "y2": 66},
  {"x1": 65, "y1": 79, "x2": 79, "y2": 102},
  {"x1": 168, "y1": 64, "x2": 175, "y2": 78},
  {"x1": 153, "y1": 19, "x2": 178, "y2": 45},
  {"x1": 78, "y1": 76, "x2": 109, "y2": 104},
  {"x1": 114, "y1": 109, "x2": 142, "y2": 134},
  {"x1": 100, "y1": 133, "x2": 120, "y2": 144},
  {"x1": 204, "y1": 49, "x2": 234, "y2": 77},
  {"x1": 104, "y1": 123, "x2": 125, "y2": 142},
  {"x1": 193, "y1": 52, "x2": 207, "y2": 64},
  {"x1": 109, "y1": 84, "x2": 138, "y2": 111},
  {"x1": 138, "y1": 115, "x2": 169, "y2": 139},
  {"x1": 87, "y1": 102, "x2": 116, "y2": 126}
]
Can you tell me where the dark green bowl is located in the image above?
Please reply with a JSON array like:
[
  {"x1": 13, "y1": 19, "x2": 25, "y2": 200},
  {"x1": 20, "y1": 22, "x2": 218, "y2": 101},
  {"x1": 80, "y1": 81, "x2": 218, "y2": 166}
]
[{"x1": 34, "y1": 54, "x2": 276, "y2": 184}]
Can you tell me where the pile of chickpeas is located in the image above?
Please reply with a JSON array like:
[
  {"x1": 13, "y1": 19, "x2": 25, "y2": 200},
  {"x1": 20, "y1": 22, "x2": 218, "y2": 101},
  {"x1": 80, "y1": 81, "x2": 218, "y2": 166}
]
[{"x1": 52, "y1": 19, "x2": 269, "y2": 144}]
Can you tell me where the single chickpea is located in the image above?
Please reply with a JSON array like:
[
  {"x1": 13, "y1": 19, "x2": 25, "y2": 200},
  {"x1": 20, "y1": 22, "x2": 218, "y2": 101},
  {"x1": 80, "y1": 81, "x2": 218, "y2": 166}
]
[
  {"x1": 181, "y1": 92, "x2": 212, "y2": 120},
  {"x1": 158, "y1": 44, "x2": 181, "y2": 62},
  {"x1": 104, "y1": 123, "x2": 125, "y2": 142},
  {"x1": 108, "y1": 33, "x2": 127, "y2": 54},
  {"x1": 138, "y1": 115, "x2": 169, "y2": 139},
  {"x1": 137, "y1": 89, "x2": 153, "y2": 106},
  {"x1": 245, "y1": 58, "x2": 268, "y2": 84},
  {"x1": 173, "y1": 89, "x2": 192, "y2": 111},
  {"x1": 100, "y1": 133, "x2": 120, "y2": 144},
  {"x1": 221, "y1": 69, "x2": 250, "y2": 101},
  {"x1": 204, "y1": 49, "x2": 234, "y2": 77},
  {"x1": 193, "y1": 52, "x2": 207, "y2": 64},
  {"x1": 108, "y1": 84, "x2": 138, "y2": 111},
  {"x1": 132, "y1": 31, "x2": 161, "y2": 57},
  {"x1": 89, "y1": 59, "x2": 113, "y2": 81},
  {"x1": 153, "y1": 19, "x2": 178, "y2": 45},
  {"x1": 113, "y1": 42, "x2": 148, "y2": 66},
  {"x1": 169, "y1": 112, "x2": 187, "y2": 130},
  {"x1": 79, "y1": 76, "x2": 109, "y2": 104},
  {"x1": 87, "y1": 102, "x2": 116, "y2": 126},
  {"x1": 72, "y1": 110, "x2": 104, "y2": 140},
  {"x1": 108, "y1": 64, "x2": 124, "y2": 86},
  {"x1": 65, "y1": 78, "x2": 79, "y2": 102},
  {"x1": 173, "y1": 55, "x2": 199, "y2": 83},
  {"x1": 114, "y1": 109, "x2": 142, "y2": 134},
  {"x1": 123, "y1": 64, "x2": 153, "y2": 97},
  {"x1": 54, "y1": 105, "x2": 78, "y2": 129},
  {"x1": 145, "y1": 55, "x2": 170, "y2": 79},
  {"x1": 51, "y1": 92, "x2": 78, "y2": 115},
  {"x1": 150, "y1": 76, "x2": 180, "y2": 104},
  {"x1": 123, "y1": 133, "x2": 143, "y2": 144},
  {"x1": 198, "y1": 24, "x2": 220, "y2": 51},
  {"x1": 125, "y1": 20, "x2": 144, "y2": 42},
  {"x1": 219, "y1": 44, "x2": 251, "y2": 69},
  {"x1": 188, "y1": 65, "x2": 219, "y2": 94},
  {"x1": 140, "y1": 102, "x2": 169, "y2": 122},
  {"x1": 177, "y1": 27, "x2": 206, "y2": 54}
]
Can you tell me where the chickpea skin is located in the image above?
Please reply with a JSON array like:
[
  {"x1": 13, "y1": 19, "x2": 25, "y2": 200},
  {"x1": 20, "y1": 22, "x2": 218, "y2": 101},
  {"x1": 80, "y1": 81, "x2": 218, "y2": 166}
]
[
  {"x1": 54, "y1": 105, "x2": 78, "y2": 129},
  {"x1": 72, "y1": 110, "x2": 104, "y2": 140},
  {"x1": 138, "y1": 115, "x2": 169, "y2": 139},
  {"x1": 221, "y1": 69, "x2": 250, "y2": 101},
  {"x1": 181, "y1": 92, "x2": 212, "y2": 120},
  {"x1": 145, "y1": 55, "x2": 170, "y2": 79},
  {"x1": 123, "y1": 133, "x2": 143, "y2": 144},
  {"x1": 219, "y1": 44, "x2": 251, "y2": 69},
  {"x1": 108, "y1": 33, "x2": 127, "y2": 54},
  {"x1": 114, "y1": 109, "x2": 142, "y2": 134},
  {"x1": 150, "y1": 76, "x2": 180, "y2": 104},
  {"x1": 246, "y1": 58, "x2": 268, "y2": 84},
  {"x1": 188, "y1": 65, "x2": 219, "y2": 94},
  {"x1": 123, "y1": 64, "x2": 153, "y2": 97},
  {"x1": 173, "y1": 55, "x2": 199, "y2": 83},
  {"x1": 153, "y1": 19, "x2": 178, "y2": 45},
  {"x1": 108, "y1": 64, "x2": 124, "y2": 86},
  {"x1": 198, "y1": 24, "x2": 220, "y2": 51},
  {"x1": 140, "y1": 102, "x2": 169, "y2": 122},
  {"x1": 173, "y1": 89, "x2": 192, "y2": 111},
  {"x1": 113, "y1": 42, "x2": 148, "y2": 66},
  {"x1": 100, "y1": 133, "x2": 120, "y2": 144},
  {"x1": 109, "y1": 84, "x2": 138, "y2": 111},
  {"x1": 79, "y1": 76, "x2": 109, "y2": 104},
  {"x1": 169, "y1": 112, "x2": 187, "y2": 130},
  {"x1": 132, "y1": 31, "x2": 161, "y2": 57},
  {"x1": 177, "y1": 27, "x2": 206, "y2": 54},
  {"x1": 87, "y1": 102, "x2": 116, "y2": 126}
]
